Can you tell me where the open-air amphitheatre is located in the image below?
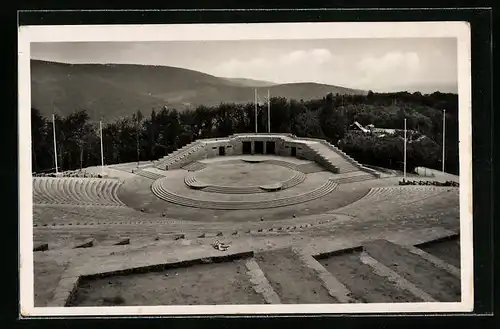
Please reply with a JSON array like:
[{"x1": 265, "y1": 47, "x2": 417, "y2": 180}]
[{"x1": 32, "y1": 133, "x2": 461, "y2": 307}]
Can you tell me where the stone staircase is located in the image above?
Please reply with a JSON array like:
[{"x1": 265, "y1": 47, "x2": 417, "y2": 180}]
[
  {"x1": 308, "y1": 141, "x2": 380, "y2": 178},
  {"x1": 153, "y1": 141, "x2": 205, "y2": 170},
  {"x1": 329, "y1": 171, "x2": 376, "y2": 184},
  {"x1": 309, "y1": 143, "x2": 361, "y2": 174},
  {"x1": 134, "y1": 167, "x2": 168, "y2": 180}
]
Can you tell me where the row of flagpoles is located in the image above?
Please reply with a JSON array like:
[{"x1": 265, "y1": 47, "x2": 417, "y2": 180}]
[
  {"x1": 402, "y1": 109, "x2": 446, "y2": 179},
  {"x1": 50, "y1": 114, "x2": 105, "y2": 175},
  {"x1": 49, "y1": 101, "x2": 447, "y2": 177},
  {"x1": 254, "y1": 88, "x2": 271, "y2": 134}
]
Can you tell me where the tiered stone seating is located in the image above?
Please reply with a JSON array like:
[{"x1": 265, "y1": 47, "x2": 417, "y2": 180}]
[
  {"x1": 181, "y1": 161, "x2": 207, "y2": 172},
  {"x1": 280, "y1": 171, "x2": 307, "y2": 189},
  {"x1": 135, "y1": 167, "x2": 166, "y2": 180},
  {"x1": 33, "y1": 169, "x2": 104, "y2": 178},
  {"x1": 330, "y1": 171, "x2": 376, "y2": 184},
  {"x1": 152, "y1": 178, "x2": 338, "y2": 210},
  {"x1": 332, "y1": 186, "x2": 458, "y2": 217},
  {"x1": 33, "y1": 177, "x2": 125, "y2": 206}
]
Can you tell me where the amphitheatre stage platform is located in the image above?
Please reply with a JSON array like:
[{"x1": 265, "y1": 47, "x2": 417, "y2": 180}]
[{"x1": 31, "y1": 133, "x2": 461, "y2": 308}]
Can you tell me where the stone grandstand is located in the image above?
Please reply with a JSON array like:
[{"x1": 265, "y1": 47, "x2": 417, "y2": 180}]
[{"x1": 31, "y1": 133, "x2": 461, "y2": 308}]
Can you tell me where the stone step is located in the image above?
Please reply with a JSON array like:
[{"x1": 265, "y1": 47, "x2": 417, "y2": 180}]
[
  {"x1": 316, "y1": 247, "x2": 425, "y2": 303},
  {"x1": 33, "y1": 178, "x2": 125, "y2": 207},
  {"x1": 363, "y1": 239, "x2": 461, "y2": 302},
  {"x1": 254, "y1": 248, "x2": 339, "y2": 303},
  {"x1": 152, "y1": 179, "x2": 338, "y2": 210}
]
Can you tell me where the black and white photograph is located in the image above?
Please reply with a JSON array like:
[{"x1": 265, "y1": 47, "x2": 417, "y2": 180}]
[{"x1": 18, "y1": 21, "x2": 473, "y2": 316}]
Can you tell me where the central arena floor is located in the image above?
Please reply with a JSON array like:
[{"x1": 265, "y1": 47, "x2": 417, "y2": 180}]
[{"x1": 194, "y1": 162, "x2": 296, "y2": 187}]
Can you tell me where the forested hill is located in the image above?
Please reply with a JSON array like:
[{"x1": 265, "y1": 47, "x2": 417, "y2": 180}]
[{"x1": 30, "y1": 59, "x2": 366, "y2": 120}]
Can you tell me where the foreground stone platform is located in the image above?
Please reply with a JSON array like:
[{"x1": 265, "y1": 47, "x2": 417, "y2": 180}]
[{"x1": 41, "y1": 227, "x2": 460, "y2": 307}]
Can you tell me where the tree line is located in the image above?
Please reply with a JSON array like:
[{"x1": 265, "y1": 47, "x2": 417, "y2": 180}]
[{"x1": 31, "y1": 91, "x2": 459, "y2": 175}]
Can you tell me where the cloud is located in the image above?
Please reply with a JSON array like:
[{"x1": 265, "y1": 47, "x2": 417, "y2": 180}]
[
  {"x1": 310, "y1": 48, "x2": 332, "y2": 63},
  {"x1": 355, "y1": 52, "x2": 421, "y2": 89},
  {"x1": 211, "y1": 48, "x2": 336, "y2": 83},
  {"x1": 209, "y1": 49, "x2": 429, "y2": 90}
]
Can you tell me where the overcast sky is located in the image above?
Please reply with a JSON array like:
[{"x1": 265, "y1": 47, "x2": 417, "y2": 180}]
[{"x1": 31, "y1": 38, "x2": 458, "y2": 93}]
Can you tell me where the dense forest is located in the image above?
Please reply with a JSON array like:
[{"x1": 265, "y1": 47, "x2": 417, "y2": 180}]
[{"x1": 30, "y1": 91, "x2": 459, "y2": 175}]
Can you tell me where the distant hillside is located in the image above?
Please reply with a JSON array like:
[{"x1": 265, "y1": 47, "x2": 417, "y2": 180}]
[
  {"x1": 30, "y1": 60, "x2": 367, "y2": 120},
  {"x1": 222, "y1": 77, "x2": 278, "y2": 87}
]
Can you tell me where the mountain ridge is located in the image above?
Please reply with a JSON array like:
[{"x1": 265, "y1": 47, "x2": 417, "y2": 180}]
[{"x1": 30, "y1": 59, "x2": 367, "y2": 120}]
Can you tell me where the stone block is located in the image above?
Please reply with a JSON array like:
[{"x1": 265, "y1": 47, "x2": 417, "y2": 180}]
[
  {"x1": 74, "y1": 238, "x2": 95, "y2": 249},
  {"x1": 173, "y1": 234, "x2": 185, "y2": 240},
  {"x1": 114, "y1": 238, "x2": 130, "y2": 246},
  {"x1": 33, "y1": 243, "x2": 48, "y2": 252}
]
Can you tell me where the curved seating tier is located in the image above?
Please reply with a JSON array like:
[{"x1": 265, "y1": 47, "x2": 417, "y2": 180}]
[
  {"x1": 152, "y1": 178, "x2": 338, "y2": 210},
  {"x1": 33, "y1": 177, "x2": 126, "y2": 206},
  {"x1": 280, "y1": 171, "x2": 307, "y2": 189},
  {"x1": 183, "y1": 171, "x2": 306, "y2": 194},
  {"x1": 332, "y1": 186, "x2": 458, "y2": 217}
]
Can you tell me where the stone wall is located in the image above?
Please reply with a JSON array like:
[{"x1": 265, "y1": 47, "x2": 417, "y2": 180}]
[
  {"x1": 181, "y1": 135, "x2": 322, "y2": 162},
  {"x1": 166, "y1": 134, "x2": 367, "y2": 175}
]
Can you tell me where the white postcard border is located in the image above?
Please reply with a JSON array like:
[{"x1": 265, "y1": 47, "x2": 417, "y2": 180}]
[{"x1": 18, "y1": 21, "x2": 473, "y2": 316}]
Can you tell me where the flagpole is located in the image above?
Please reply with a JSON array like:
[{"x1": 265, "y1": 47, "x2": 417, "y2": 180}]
[
  {"x1": 267, "y1": 89, "x2": 270, "y2": 133},
  {"x1": 100, "y1": 120, "x2": 104, "y2": 174},
  {"x1": 404, "y1": 118, "x2": 407, "y2": 181},
  {"x1": 52, "y1": 114, "x2": 58, "y2": 174},
  {"x1": 442, "y1": 109, "x2": 446, "y2": 172},
  {"x1": 254, "y1": 88, "x2": 258, "y2": 133}
]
